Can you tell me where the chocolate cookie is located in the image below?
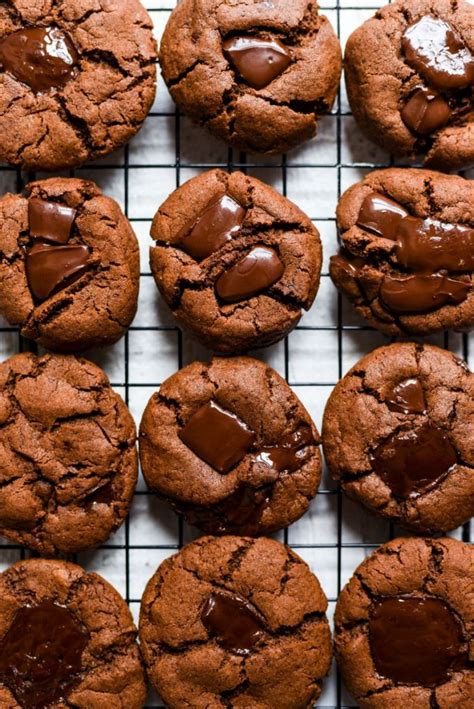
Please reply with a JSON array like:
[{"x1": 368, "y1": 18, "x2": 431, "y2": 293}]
[
  {"x1": 330, "y1": 168, "x2": 474, "y2": 336},
  {"x1": 335, "y1": 537, "x2": 473, "y2": 708},
  {"x1": 139, "y1": 535, "x2": 332, "y2": 708},
  {"x1": 150, "y1": 169, "x2": 322, "y2": 353},
  {"x1": 322, "y1": 343, "x2": 474, "y2": 534},
  {"x1": 139, "y1": 356, "x2": 322, "y2": 536},
  {"x1": 344, "y1": 0, "x2": 474, "y2": 171},
  {"x1": 0, "y1": 352, "x2": 137, "y2": 555},
  {"x1": 0, "y1": 177, "x2": 140, "y2": 352},
  {"x1": 0, "y1": 558, "x2": 146, "y2": 708},
  {"x1": 0, "y1": 0, "x2": 157, "y2": 171},
  {"x1": 159, "y1": 0, "x2": 341, "y2": 154}
]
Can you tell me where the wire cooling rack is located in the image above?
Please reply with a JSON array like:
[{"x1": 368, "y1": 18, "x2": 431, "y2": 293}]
[{"x1": 0, "y1": 1, "x2": 472, "y2": 707}]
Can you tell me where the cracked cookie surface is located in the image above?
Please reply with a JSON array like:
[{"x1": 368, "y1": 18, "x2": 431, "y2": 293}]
[
  {"x1": 150, "y1": 169, "x2": 322, "y2": 353},
  {"x1": 322, "y1": 343, "x2": 474, "y2": 534},
  {"x1": 0, "y1": 557, "x2": 146, "y2": 708},
  {"x1": 0, "y1": 352, "x2": 138, "y2": 555},
  {"x1": 334, "y1": 536, "x2": 473, "y2": 708},
  {"x1": 139, "y1": 535, "x2": 332, "y2": 709},
  {"x1": 344, "y1": 0, "x2": 474, "y2": 171},
  {"x1": 0, "y1": 177, "x2": 140, "y2": 352},
  {"x1": 139, "y1": 356, "x2": 322, "y2": 536},
  {"x1": 330, "y1": 168, "x2": 474, "y2": 336},
  {"x1": 159, "y1": 0, "x2": 341, "y2": 154},
  {"x1": 0, "y1": 0, "x2": 157, "y2": 171}
]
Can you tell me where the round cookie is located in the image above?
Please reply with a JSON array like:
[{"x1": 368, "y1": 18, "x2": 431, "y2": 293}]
[
  {"x1": 0, "y1": 0, "x2": 157, "y2": 171},
  {"x1": 0, "y1": 352, "x2": 138, "y2": 555},
  {"x1": 159, "y1": 0, "x2": 341, "y2": 154},
  {"x1": 335, "y1": 537, "x2": 473, "y2": 708},
  {"x1": 0, "y1": 558, "x2": 146, "y2": 708},
  {"x1": 0, "y1": 177, "x2": 140, "y2": 352},
  {"x1": 322, "y1": 343, "x2": 474, "y2": 534},
  {"x1": 330, "y1": 168, "x2": 474, "y2": 336},
  {"x1": 139, "y1": 535, "x2": 332, "y2": 708},
  {"x1": 344, "y1": 0, "x2": 474, "y2": 171},
  {"x1": 150, "y1": 169, "x2": 322, "y2": 353},
  {"x1": 139, "y1": 356, "x2": 322, "y2": 536}
]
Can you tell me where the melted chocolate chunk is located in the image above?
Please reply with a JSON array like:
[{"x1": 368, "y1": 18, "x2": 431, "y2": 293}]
[
  {"x1": 84, "y1": 481, "x2": 115, "y2": 510},
  {"x1": 380, "y1": 272, "x2": 470, "y2": 313},
  {"x1": 29, "y1": 198, "x2": 77, "y2": 245},
  {"x1": 179, "y1": 401, "x2": 256, "y2": 474},
  {"x1": 371, "y1": 422, "x2": 457, "y2": 498},
  {"x1": 370, "y1": 596, "x2": 465, "y2": 686},
  {"x1": 330, "y1": 251, "x2": 366, "y2": 278},
  {"x1": 223, "y1": 36, "x2": 291, "y2": 89},
  {"x1": 401, "y1": 87, "x2": 452, "y2": 135},
  {"x1": 395, "y1": 216, "x2": 474, "y2": 272},
  {"x1": 0, "y1": 601, "x2": 88, "y2": 709},
  {"x1": 402, "y1": 15, "x2": 474, "y2": 90},
  {"x1": 255, "y1": 426, "x2": 314, "y2": 472},
  {"x1": 385, "y1": 378, "x2": 426, "y2": 415},
  {"x1": 177, "y1": 195, "x2": 246, "y2": 261},
  {"x1": 357, "y1": 193, "x2": 409, "y2": 240},
  {"x1": 0, "y1": 26, "x2": 79, "y2": 93},
  {"x1": 201, "y1": 591, "x2": 264, "y2": 655},
  {"x1": 216, "y1": 246, "x2": 284, "y2": 303},
  {"x1": 26, "y1": 243, "x2": 90, "y2": 301}
]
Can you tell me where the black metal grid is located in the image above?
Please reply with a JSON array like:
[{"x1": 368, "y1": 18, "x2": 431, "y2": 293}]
[{"x1": 0, "y1": 1, "x2": 472, "y2": 707}]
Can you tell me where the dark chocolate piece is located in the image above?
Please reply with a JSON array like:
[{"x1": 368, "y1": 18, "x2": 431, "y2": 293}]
[
  {"x1": 401, "y1": 87, "x2": 452, "y2": 135},
  {"x1": 385, "y1": 377, "x2": 426, "y2": 414},
  {"x1": 0, "y1": 26, "x2": 79, "y2": 93},
  {"x1": 395, "y1": 216, "x2": 474, "y2": 272},
  {"x1": 29, "y1": 198, "x2": 77, "y2": 245},
  {"x1": 255, "y1": 426, "x2": 314, "y2": 472},
  {"x1": 357, "y1": 192, "x2": 409, "y2": 240},
  {"x1": 84, "y1": 481, "x2": 114, "y2": 510},
  {"x1": 370, "y1": 596, "x2": 465, "y2": 686},
  {"x1": 179, "y1": 400, "x2": 256, "y2": 474},
  {"x1": 223, "y1": 36, "x2": 291, "y2": 89},
  {"x1": 402, "y1": 15, "x2": 474, "y2": 90},
  {"x1": 177, "y1": 195, "x2": 245, "y2": 261},
  {"x1": 371, "y1": 422, "x2": 457, "y2": 498},
  {"x1": 0, "y1": 601, "x2": 88, "y2": 709},
  {"x1": 380, "y1": 272, "x2": 470, "y2": 313},
  {"x1": 216, "y1": 246, "x2": 284, "y2": 303},
  {"x1": 26, "y1": 243, "x2": 90, "y2": 301},
  {"x1": 201, "y1": 591, "x2": 264, "y2": 655}
]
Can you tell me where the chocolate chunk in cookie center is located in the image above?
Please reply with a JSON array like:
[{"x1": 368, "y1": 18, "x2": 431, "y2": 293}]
[
  {"x1": 216, "y1": 246, "x2": 284, "y2": 303},
  {"x1": 223, "y1": 36, "x2": 292, "y2": 89},
  {"x1": 255, "y1": 426, "x2": 315, "y2": 472},
  {"x1": 0, "y1": 26, "x2": 79, "y2": 93},
  {"x1": 379, "y1": 272, "x2": 470, "y2": 313},
  {"x1": 356, "y1": 193, "x2": 409, "y2": 240},
  {"x1": 26, "y1": 243, "x2": 90, "y2": 301},
  {"x1": 29, "y1": 198, "x2": 77, "y2": 245},
  {"x1": 201, "y1": 591, "x2": 264, "y2": 655},
  {"x1": 402, "y1": 15, "x2": 474, "y2": 90},
  {"x1": 179, "y1": 401, "x2": 256, "y2": 473},
  {"x1": 401, "y1": 87, "x2": 452, "y2": 135},
  {"x1": 0, "y1": 601, "x2": 88, "y2": 709},
  {"x1": 385, "y1": 378, "x2": 426, "y2": 415},
  {"x1": 369, "y1": 596, "x2": 465, "y2": 686},
  {"x1": 371, "y1": 421, "x2": 457, "y2": 498},
  {"x1": 177, "y1": 194, "x2": 245, "y2": 261}
]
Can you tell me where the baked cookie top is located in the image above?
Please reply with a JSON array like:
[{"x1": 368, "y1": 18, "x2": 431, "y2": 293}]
[
  {"x1": 150, "y1": 169, "x2": 322, "y2": 353},
  {"x1": 159, "y1": 0, "x2": 341, "y2": 154},
  {"x1": 0, "y1": 0, "x2": 157, "y2": 171},
  {"x1": 140, "y1": 535, "x2": 332, "y2": 709},
  {"x1": 0, "y1": 352, "x2": 137, "y2": 555},
  {"x1": 322, "y1": 342, "x2": 474, "y2": 534},
  {"x1": 335, "y1": 536, "x2": 473, "y2": 708},
  {"x1": 0, "y1": 177, "x2": 140, "y2": 352}
]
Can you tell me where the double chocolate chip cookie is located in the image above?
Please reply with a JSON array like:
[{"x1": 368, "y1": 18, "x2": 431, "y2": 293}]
[
  {"x1": 150, "y1": 169, "x2": 322, "y2": 352},
  {"x1": 139, "y1": 356, "x2": 322, "y2": 536},
  {"x1": 160, "y1": 0, "x2": 341, "y2": 154},
  {"x1": 0, "y1": 0, "x2": 157, "y2": 171},
  {"x1": 330, "y1": 168, "x2": 474, "y2": 336},
  {"x1": 0, "y1": 558, "x2": 146, "y2": 708},
  {"x1": 345, "y1": 0, "x2": 474, "y2": 170},
  {"x1": 0, "y1": 352, "x2": 137, "y2": 555},
  {"x1": 335, "y1": 537, "x2": 473, "y2": 708},
  {"x1": 139, "y1": 535, "x2": 332, "y2": 708},
  {"x1": 0, "y1": 177, "x2": 140, "y2": 352},
  {"x1": 322, "y1": 343, "x2": 474, "y2": 534}
]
